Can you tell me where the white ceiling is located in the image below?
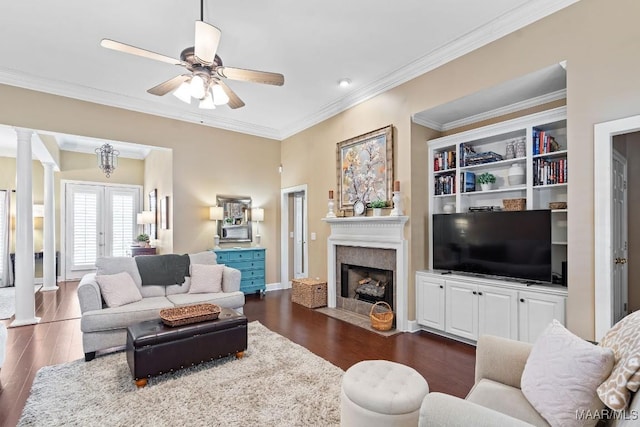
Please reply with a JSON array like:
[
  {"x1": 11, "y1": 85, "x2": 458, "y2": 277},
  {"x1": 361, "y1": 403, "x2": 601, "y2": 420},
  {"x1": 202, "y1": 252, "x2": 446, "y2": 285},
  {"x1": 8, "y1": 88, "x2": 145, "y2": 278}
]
[{"x1": 0, "y1": 0, "x2": 578, "y2": 152}]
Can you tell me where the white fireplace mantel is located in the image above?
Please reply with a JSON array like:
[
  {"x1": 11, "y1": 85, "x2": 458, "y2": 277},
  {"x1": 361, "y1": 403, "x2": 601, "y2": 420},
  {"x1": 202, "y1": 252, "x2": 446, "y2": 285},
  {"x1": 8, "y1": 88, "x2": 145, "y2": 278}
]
[{"x1": 323, "y1": 215, "x2": 409, "y2": 331}]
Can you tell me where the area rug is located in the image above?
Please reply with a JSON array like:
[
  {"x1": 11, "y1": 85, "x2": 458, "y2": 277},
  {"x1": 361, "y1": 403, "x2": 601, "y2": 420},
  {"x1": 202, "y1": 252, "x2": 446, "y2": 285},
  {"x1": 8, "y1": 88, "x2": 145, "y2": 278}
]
[
  {"x1": 18, "y1": 321, "x2": 344, "y2": 427},
  {"x1": 0, "y1": 284, "x2": 42, "y2": 320}
]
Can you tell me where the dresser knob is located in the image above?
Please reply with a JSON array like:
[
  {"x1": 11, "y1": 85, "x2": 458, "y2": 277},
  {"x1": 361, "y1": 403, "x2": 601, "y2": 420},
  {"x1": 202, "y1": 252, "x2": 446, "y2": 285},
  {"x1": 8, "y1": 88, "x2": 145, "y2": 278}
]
[{"x1": 520, "y1": 298, "x2": 525, "y2": 303}]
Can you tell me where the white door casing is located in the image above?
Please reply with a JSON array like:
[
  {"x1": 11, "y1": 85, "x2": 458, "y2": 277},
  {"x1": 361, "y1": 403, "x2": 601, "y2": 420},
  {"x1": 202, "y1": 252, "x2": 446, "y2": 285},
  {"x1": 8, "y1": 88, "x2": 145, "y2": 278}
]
[
  {"x1": 280, "y1": 184, "x2": 308, "y2": 289},
  {"x1": 293, "y1": 192, "x2": 306, "y2": 279},
  {"x1": 594, "y1": 115, "x2": 640, "y2": 340},
  {"x1": 62, "y1": 181, "x2": 141, "y2": 280}
]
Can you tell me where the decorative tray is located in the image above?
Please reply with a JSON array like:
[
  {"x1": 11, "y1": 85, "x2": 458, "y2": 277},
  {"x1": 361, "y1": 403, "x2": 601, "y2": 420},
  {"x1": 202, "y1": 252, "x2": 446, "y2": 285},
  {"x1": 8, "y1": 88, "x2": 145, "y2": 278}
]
[{"x1": 160, "y1": 303, "x2": 221, "y2": 327}]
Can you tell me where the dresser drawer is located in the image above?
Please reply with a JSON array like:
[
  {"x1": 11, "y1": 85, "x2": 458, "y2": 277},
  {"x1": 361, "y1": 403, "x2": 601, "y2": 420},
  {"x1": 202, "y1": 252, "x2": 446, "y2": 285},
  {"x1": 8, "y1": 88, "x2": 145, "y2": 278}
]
[
  {"x1": 241, "y1": 269, "x2": 265, "y2": 280},
  {"x1": 252, "y1": 250, "x2": 265, "y2": 260},
  {"x1": 225, "y1": 260, "x2": 263, "y2": 271},
  {"x1": 228, "y1": 251, "x2": 256, "y2": 262},
  {"x1": 215, "y1": 252, "x2": 229, "y2": 262}
]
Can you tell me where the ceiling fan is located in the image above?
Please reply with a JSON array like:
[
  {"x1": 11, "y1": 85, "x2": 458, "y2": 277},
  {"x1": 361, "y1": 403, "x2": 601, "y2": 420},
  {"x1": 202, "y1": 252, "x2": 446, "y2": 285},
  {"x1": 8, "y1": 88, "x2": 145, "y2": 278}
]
[{"x1": 100, "y1": 0, "x2": 284, "y2": 110}]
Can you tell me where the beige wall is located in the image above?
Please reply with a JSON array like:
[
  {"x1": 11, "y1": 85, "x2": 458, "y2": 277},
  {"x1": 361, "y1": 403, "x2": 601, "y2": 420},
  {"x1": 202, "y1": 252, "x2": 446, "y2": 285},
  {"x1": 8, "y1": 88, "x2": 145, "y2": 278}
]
[
  {"x1": 144, "y1": 149, "x2": 173, "y2": 254},
  {"x1": 281, "y1": 0, "x2": 640, "y2": 339}
]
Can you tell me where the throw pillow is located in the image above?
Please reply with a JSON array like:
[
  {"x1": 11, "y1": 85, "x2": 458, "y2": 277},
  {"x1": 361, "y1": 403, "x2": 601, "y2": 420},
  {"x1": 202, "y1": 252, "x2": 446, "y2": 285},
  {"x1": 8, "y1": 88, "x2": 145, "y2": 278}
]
[
  {"x1": 95, "y1": 271, "x2": 143, "y2": 308},
  {"x1": 597, "y1": 310, "x2": 640, "y2": 410},
  {"x1": 189, "y1": 264, "x2": 225, "y2": 294},
  {"x1": 521, "y1": 320, "x2": 615, "y2": 427}
]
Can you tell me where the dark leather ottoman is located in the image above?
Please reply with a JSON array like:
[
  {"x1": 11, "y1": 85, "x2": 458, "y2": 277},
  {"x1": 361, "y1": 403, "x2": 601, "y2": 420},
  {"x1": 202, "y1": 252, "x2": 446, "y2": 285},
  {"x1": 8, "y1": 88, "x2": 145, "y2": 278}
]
[{"x1": 126, "y1": 307, "x2": 247, "y2": 387}]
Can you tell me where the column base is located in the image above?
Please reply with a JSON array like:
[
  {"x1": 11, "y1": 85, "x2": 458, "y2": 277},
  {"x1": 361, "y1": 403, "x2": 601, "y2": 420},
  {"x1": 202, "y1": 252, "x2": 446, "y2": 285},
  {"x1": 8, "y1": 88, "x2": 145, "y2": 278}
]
[
  {"x1": 41, "y1": 286, "x2": 59, "y2": 292},
  {"x1": 10, "y1": 317, "x2": 41, "y2": 328}
]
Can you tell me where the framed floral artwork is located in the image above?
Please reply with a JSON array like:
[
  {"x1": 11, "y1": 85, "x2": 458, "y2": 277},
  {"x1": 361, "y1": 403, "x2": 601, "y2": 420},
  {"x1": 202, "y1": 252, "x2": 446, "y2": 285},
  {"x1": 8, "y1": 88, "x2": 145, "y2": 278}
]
[{"x1": 336, "y1": 125, "x2": 394, "y2": 210}]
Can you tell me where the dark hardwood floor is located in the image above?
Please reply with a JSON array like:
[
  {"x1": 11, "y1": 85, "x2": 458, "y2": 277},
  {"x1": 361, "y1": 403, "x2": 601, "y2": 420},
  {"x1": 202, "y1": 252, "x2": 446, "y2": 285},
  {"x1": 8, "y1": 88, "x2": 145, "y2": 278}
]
[{"x1": 0, "y1": 282, "x2": 476, "y2": 427}]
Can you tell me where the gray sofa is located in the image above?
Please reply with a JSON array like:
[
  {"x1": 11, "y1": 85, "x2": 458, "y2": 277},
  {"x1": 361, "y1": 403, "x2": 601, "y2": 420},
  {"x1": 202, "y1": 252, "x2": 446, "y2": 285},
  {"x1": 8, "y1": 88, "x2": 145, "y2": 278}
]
[
  {"x1": 77, "y1": 251, "x2": 244, "y2": 361},
  {"x1": 419, "y1": 335, "x2": 639, "y2": 427}
]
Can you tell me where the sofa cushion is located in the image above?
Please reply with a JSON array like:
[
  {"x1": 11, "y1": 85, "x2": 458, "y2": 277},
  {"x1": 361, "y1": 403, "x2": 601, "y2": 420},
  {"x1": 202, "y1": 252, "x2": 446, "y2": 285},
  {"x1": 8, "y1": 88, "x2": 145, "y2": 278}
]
[
  {"x1": 467, "y1": 379, "x2": 549, "y2": 427},
  {"x1": 95, "y1": 256, "x2": 164, "y2": 298},
  {"x1": 597, "y1": 311, "x2": 640, "y2": 411},
  {"x1": 95, "y1": 272, "x2": 143, "y2": 308},
  {"x1": 189, "y1": 264, "x2": 225, "y2": 294},
  {"x1": 189, "y1": 251, "x2": 218, "y2": 265},
  {"x1": 80, "y1": 296, "x2": 174, "y2": 332},
  {"x1": 166, "y1": 276, "x2": 192, "y2": 296},
  {"x1": 521, "y1": 320, "x2": 615, "y2": 427},
  {"x1": 166, "y1": 291, "x2": 245, "y2": 309}
]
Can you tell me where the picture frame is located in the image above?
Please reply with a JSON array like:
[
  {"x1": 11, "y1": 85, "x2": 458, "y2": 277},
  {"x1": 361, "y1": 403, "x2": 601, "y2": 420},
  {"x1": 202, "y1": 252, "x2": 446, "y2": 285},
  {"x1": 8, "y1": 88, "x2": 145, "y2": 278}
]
[
  {"x1": 160, "y1": 196, "x2": 169, "y2": 229},
  {"x1": 336, "y1": 125, "x2": 394, "y2": 210},
  {"x1": 148, "y1": 189, "x2": 157, "y2": 239}
]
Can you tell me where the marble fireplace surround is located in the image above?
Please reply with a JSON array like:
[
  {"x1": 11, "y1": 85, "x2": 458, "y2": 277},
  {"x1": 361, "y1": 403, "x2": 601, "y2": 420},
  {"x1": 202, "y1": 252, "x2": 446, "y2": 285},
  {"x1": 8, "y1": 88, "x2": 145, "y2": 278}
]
[{"x1": 323, "y1": 216, "x2": 409, "y2": 331}]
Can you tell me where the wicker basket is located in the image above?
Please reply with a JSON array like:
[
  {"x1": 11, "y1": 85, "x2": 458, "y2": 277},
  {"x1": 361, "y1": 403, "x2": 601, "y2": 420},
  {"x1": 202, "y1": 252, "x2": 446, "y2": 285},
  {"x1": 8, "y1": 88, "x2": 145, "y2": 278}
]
[
  {"x1": 160, "y1": 303, "x2": 221, "y2": 327},
  {"x1": 291, "y1": 278, "x2": 328, "y2": 308},
  {"x1": 502, "y1": 198, "x2": 526, "y2": 211},
  {"x1": 369, "y1": 301, "x2": 394, "y2": 331},
  {"x1": 549, "y1": 202, "x2": 567, "y2": 210}
]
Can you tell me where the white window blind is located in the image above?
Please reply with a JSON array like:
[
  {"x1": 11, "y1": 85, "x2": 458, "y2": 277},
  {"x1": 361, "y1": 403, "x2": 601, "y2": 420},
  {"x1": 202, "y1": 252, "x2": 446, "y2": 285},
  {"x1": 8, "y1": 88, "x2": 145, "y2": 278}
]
[
  {"x1": 73, "y1": 192, "x2": 98, "y2": 266},
  {"x1": 0, "y1": 190, "x2": 6, "y2": 280},
  {"x1": 111, "y1": 193, "x2": 135, "y2": 257}
]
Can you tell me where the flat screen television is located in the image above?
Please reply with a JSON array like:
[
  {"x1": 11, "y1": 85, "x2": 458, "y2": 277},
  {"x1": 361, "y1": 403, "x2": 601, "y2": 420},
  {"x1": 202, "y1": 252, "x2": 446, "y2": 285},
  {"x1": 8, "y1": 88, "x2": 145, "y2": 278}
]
[{"x1": 432, "y1": 210, "x2": 552, "y2": 283}]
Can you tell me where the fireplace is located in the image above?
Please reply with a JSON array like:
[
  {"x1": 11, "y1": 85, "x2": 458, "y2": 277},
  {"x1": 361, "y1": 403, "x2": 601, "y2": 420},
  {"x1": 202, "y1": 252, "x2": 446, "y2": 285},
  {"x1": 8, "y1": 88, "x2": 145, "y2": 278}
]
[
  {"x1": 323, "y1": 216, "x2": 408, "y2": 331},
  {"x1": 341, "y1": 264, "x2": 393, "y2": 304}
]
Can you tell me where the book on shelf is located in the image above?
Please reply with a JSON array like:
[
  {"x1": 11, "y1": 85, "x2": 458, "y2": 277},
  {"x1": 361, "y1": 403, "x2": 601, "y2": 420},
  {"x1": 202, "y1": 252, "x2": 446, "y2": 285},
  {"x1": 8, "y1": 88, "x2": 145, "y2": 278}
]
[
  {"x1": 533, "y1": 158, "x2": 568, "y2": 185},
  {"x1": 435, "y1": 173, "x2": 456, "y2": 195},
  {"x1": 460, "y1": 171, "x2": 476, "y2": 193},
  {"x1": 459, "y1": 143, "x2": 476, "y2": 167},
  {"x1": 434, "y1": 150, "x2": 456, "y2": 172},
  {"x1": 533, "y1": 129, "x2": 560, "y2": 155}
]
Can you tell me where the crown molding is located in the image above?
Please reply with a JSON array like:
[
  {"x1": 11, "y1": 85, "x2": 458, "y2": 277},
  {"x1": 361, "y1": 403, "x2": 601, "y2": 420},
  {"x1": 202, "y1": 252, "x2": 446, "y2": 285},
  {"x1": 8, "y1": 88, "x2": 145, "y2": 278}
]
[
  {"x1": 0, "y1": 68, "x2": 282, "y2": 140},
  {"x1": 279, "y1": 0, "x2": 579, "y2": 139},
  {"x1": 413, "y1": 89, "x2": 567, "y2": 131},
  {"x1": 0, "y1": 0, "x2": 578, "y2": 142}
]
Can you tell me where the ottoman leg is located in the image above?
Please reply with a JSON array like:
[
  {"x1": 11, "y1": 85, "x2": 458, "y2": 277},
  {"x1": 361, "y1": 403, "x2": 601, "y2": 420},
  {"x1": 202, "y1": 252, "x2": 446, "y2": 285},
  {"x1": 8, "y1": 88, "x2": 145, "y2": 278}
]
[
  {"x1": 236, "y1": 351, "x2": 245, "y2": 359},
  {"x1": 135, "y1": 378, "x2": 148, "y2": 388}
]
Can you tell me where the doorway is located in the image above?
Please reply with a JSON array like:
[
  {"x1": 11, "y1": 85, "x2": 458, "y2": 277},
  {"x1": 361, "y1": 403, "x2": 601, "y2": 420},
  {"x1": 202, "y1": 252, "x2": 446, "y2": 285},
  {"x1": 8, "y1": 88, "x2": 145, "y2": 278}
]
[
  {"x1": 594, "y1": 116, "x2": 640, "y2": 340},
  {"x1": 62, "y1": 181, "x2": 141, "y2": 280},
  {"x1": 280, "y1": 185, "x2": 308, "y2": 288}
]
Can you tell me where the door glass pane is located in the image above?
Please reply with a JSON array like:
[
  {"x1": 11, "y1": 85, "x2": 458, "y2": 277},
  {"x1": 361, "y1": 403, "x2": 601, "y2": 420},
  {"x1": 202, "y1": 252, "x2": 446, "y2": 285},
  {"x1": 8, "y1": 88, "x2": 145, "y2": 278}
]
[
  {"x1": 110, "y1": 192, "x2": 135, "y2": 257},
  {"x1": 73, "y1": 191, "x2": 98, "y2": 266},
  {"x1": 0, "y1": 190, "x2": 6, "y2": 281}
]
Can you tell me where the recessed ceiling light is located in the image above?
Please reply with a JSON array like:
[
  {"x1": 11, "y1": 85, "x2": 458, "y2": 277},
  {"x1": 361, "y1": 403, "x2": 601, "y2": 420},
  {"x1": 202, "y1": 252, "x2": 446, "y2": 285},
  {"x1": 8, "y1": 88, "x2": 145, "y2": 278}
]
[{"x1": 338, "y1": 78, "x2": 352, "y2": 88}]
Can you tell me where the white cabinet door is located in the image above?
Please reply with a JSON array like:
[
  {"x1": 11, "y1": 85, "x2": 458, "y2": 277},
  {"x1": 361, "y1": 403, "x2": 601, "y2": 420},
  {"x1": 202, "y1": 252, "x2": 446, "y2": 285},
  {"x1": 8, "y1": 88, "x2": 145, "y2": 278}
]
[
  {"x1": 478, "y1": 285, "x2": 518, "y2": 340},
  {"x1": 416, "y1": 275, "x2": 445, "y2": 331},
  {"x1": 445, "y1": 280, "x2": 478, "y2": 340},
  {"x1": 518, "y1": 291, "x2": 566, "y2": 343}
]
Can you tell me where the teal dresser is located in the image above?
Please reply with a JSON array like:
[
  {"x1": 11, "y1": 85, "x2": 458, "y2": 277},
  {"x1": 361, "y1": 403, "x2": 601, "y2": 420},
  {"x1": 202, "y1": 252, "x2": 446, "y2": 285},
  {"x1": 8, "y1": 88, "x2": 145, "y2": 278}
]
[{"x1": 213, "y1": 248, "x2": 266, "y2": 295}]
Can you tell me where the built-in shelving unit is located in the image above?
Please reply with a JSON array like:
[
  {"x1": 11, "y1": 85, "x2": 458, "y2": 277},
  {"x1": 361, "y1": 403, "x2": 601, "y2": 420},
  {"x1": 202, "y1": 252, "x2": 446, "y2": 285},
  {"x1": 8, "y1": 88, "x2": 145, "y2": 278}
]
[{"x1": 427, "y1": 106, "x2": 568, "y2": 278}]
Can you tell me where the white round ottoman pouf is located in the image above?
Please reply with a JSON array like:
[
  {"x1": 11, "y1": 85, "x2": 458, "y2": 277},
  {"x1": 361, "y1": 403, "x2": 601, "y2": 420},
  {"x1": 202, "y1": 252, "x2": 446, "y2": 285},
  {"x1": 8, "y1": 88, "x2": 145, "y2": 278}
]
[{"x1": 341, "y1": 360, "x2": 429, "y2": 427}]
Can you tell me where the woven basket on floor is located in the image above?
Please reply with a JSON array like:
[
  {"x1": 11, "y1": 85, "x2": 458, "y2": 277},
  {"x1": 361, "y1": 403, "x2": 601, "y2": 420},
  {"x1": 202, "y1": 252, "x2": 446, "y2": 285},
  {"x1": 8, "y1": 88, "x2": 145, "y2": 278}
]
[
  {"x1": 369, "y1": 301, "x2": 394, "y2": 331},
  {"x1": 160, "y1": 303, "x2": 220, "y2": 327}
]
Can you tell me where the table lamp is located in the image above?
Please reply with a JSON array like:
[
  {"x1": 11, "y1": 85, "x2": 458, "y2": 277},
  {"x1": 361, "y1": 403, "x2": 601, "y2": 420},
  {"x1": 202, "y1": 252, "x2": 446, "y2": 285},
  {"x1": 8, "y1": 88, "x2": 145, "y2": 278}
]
[
  {"x1": 210, "y1": 206, "x2": 224, "y2": 249},
  {"x1": 252, "y1": 208, "x2": 264, "y2": 247}
]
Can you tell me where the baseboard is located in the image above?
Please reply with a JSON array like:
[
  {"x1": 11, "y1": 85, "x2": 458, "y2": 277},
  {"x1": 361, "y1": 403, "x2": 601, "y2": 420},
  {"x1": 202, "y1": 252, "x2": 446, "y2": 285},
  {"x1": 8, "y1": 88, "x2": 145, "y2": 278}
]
[
  {"x1": 407, "y1": 320, "x2": 420, "y2": 333},
  {"x1": 265, "y1": 282, "x2": 283, "y2": 292}
]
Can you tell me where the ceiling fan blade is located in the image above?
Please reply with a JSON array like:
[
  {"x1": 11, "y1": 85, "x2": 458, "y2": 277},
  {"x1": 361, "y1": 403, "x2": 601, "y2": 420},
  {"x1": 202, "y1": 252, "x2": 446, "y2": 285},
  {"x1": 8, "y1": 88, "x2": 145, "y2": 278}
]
[
  {"x1": 100, "y1": 39, "x2": 184, "y2": 66},
  {"x1": 194, "y1": 21, "x2": 221, "y2": 66},
  {"x1": 217, "y1": 80, "x2": 245, "y2": 109},
  {"x1": 216, "y1": 67, "x2": 284, "y2": 86},
  {"x1": 147, "y1": 74, "x2": 190, "y2": 96}
]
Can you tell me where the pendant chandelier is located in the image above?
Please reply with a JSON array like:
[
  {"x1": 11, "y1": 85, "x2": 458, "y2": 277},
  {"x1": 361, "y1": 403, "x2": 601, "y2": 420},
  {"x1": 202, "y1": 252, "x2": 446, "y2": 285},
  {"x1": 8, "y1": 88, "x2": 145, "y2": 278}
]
[{"x1": 95, "y1": 143, "x2": 119, "y2": 178}]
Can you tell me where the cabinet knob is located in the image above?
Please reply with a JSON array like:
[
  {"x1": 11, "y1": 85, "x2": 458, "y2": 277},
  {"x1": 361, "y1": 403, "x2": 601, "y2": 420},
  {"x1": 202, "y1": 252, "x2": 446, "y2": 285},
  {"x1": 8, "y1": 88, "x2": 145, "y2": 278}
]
[
  {"x1": 478, "y1": 292, "x2": 483, "y2": 296},
  {"x1": 439, "y1": 285, "x2": 443, "y2": 289},
  {"x1": 520, "y1": 298, "x2": 525, "y2": 303},
  {"x1": 472, "y1": 291, "x2": 477, "y2": 295}
]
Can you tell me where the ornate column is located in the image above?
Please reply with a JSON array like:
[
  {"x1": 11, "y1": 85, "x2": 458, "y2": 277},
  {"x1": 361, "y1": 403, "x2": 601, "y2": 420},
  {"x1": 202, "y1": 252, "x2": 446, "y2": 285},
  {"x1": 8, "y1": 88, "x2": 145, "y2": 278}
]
[
  {"x1": 11, "y1": 128, "x2": 40, "y2": 327},
  {"x1": 41, "y1": 162, "x2": 57, "y2": 291}
]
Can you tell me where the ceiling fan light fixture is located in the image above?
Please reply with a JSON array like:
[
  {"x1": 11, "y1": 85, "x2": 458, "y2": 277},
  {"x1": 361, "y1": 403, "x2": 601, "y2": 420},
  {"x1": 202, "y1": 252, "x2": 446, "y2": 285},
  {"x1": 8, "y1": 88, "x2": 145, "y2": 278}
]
[
  {"x1": 338, "y1": 78, "x2": 352, "y2": 88},
  {"x1": 190, "y1": 74, "x2": 207, "y2": 99},
  {"x1": 199, "y1": 92, "x2": 216, "y2": 109},
  {"x1": 211, "y1": 83, "x2": 230, "y2": 105},
  {"x1": 173, "y1": 80, "x2": 192, "y2": 103}
]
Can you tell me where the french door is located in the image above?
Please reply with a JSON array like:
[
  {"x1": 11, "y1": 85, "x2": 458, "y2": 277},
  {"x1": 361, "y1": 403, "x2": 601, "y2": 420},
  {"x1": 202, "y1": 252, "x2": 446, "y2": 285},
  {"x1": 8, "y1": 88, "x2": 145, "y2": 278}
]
[{"x1": 64, "y1": 182, "x2": 141, "y2": 279}]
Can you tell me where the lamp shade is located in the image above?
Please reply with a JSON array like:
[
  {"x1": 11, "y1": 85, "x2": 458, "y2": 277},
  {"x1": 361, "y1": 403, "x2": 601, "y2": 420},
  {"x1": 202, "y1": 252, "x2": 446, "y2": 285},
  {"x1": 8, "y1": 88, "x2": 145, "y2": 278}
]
[
  {"x1": 209, "y1": 206, "x2": 224, "y2": 221},
  {"x1": 252, "y1": 208, "x2": 264, "y2": 222},
  {"x1": 137, "y1": 210, "x2": 155, "y2": 225}
]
